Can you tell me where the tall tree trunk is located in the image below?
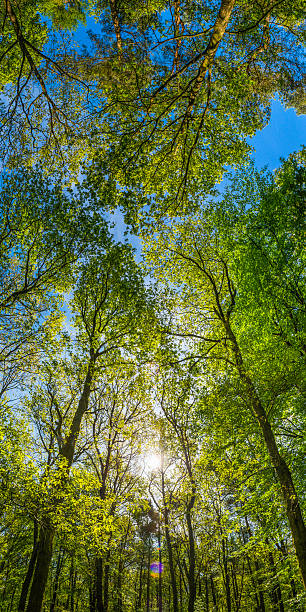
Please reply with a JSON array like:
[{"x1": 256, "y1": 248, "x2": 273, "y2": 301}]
[
  {"x1": 162, "y1": 496, "x2": 178, "y2": 610},
  {"x1": 231, "y1": 563, "x2": 239, "y2": 611},
  {"x1": 25, "y1": 362, "x2": 95, "y2": 612},
  {"x1": 267, "y1": 546, "x2": 284, "y2": 612},
  {"x1": 117, "y1": 556, "x2": 123, "y2": 612},
  {"x1": 9, "y1": 585, "x2": 17, "y2": 612},
  {"x1": 157, "y1": 514, "x2": 162, "y2": 612},
  {"x1": 71, "y1": 568, "x2": 77, "y2": 612},
  {"x1": 137, "y1": 555, "x2": 144, "y2": 611},
  {"x1": 65, "y1": 557, "x2": 76, "y2": 612},
  {"x1": 50, "y1": 549, "x2": 65, "y2": 612},
  {"x1": 254, "y1": 559, "x2": 266, "y2": 612},
  {"x1": 224, "y1": 320, "x2": 306, "y2": 589},
  {"x1": 210, "y1": 575, "x2": 217, "y2": 608},
  {"x1": 205, "y1": 576, "x2": 209, "y2": 611},
  {"x1": 25, "y1": 523, "x2": 54, "y2": 612},
  {"x1": 117, "y1": 518, "x2": 130, "y2": 612},
  {"x1": 222, "y1": 535, "x2": 231, "y2": 612},
  {"x1": 243, "y1": 518, "x2": 265, "y2": 611},
  {"x1": 179, "y1": 566, "x2": 183, "y2": 610},
  {"x1": 186, "y1": 490, "x2": 196, "y2": 612},
  {"x1": 18, "y1": 519, "x2": 38, "y2": 612},
  {"x1": 103, "y1": 549, "x2": 111, "y2": 612},
  {"x1": 146, "y1": 542, "x2": 151, "y2": 612},
  {"x1": 95, "y1": 557, "x2": 103, "y2": 612},
  {"x1": 89, "y1": 583, "x2": 95, "y2": 612}
]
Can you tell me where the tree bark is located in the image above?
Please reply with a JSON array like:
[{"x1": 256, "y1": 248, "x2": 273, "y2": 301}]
[
  {"x1": 163, "y1": 505, "x2": 178, "y2": 612},
  {"x1": 221, "y1": 535, "x2": 231, "y2": 612},
  {"x1": 109, "y1": 0, "x2": 123, "y2": 60},
  {"x1": 205, "y1": 576, "x2": 209, "y2": 611},
  {"x1": 146, "y1": 543, "x2": 151, "y2": 612},
  {"x1": 158, "y1": 518, "x2": 162, "y2": 612},
  {"x1": 50, "y1": 550, "x2": 64, "y2": 612},
  {"x1": 186, "y1": 489, "x2": 196, "y2": 612},
  {"x1": 25, "y1": 523, "x2": 54, "y2": 612},
  {"x1": 184, "y1": 0, "x2": 236, "y2": 121},
  {"x1": 137, "y1": 555, "x2": 144, "y2": 611},
  {"x1": 267, "y1": 545, "x2": 284, "y2": 612},
  {"x1": 103, "y1": 549, "x2": 111, "y2": 612},
  {"x1": 18, "y1": 519, "x2": 38, "y2": 611},
  {"x1": 95, "y1": 557, "x2": 103, "y2": 612},
  {"x1": 210, "y1": 575, "x2": 217, "y2": 608}
]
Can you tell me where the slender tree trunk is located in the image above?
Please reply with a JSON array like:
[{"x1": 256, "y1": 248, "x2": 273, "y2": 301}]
[
  {"x1": 146, "y1": 543, "x2": 151, "y2": 612},
  {"x1": 224, "y1": 320, "x2": 306, "y2": 589},
  {"x1": 162, "y1": 501, "x2": 178, "y2": 610},
  {"x1": 267, "y1": 546, "x2": 284, "y2": 612},
  {"x1": 25, "y1": 523, "x2": 54, "y2": 612},
  {"x1": 158, "y1": 516, "x2": 163, "y2": 612},
  {"x1": 186, "y1": 491, "x2": 196, "y2": 612},
  {"x1": 103, "y1": 549, "x2": 111, "y2": 612},
  {"x1": 243, "y1": 518, "x2": 265, "y2": 611},
  {"x1": 96, "y1": 557, "x2": 103, "y2": 612},
  {"x1": 254, "y1": 559, "x2": 266, "y2": 612},
  {"x1": 50, "y1": 550, "x2": 64, "y2": 612},
  {"x1": 9, "y1": 585, "x2": 17, "y2": 612},
  {"x1": 231, "y1": 561, "x2": 241, "y2": 612},
  {"x1": 117, "y1": 556, "x2": 123, "y2": 612},
  {"x1": 205, "y1": 576, "x2": 209, "y2": 611},
  {"x1": 279, "y1": 539, "x2": 299, "y2": 602},
  {"x1": 222, "y1": 536, "x2": 231, "y2": 612},
  {"x1": 18, "y1": 519, "x2": 38, "y2": 611},
  {"x1": 89, "y1": 584, "x2": 95, "y2": 612},
  {"x1": 137, "y1": 555, "x2": 144, "y2": 611},
  {"x1": 71, "y1": 569, "x2": 77, "y2": 612},
  {"x1": 117, "y1": 518, "x2": 130, "y2": 612},
  {"x1": 210, "y1": 575, "x2": 217, "y2": 608},
  {"x1": 179, "y1": 567, "x2": 183, "y2": 611},
  {"x1": 65, "y1": 557, "x2": 75, "y2": 612}
]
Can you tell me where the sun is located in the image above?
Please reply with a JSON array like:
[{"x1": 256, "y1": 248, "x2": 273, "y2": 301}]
[{"x1": 142, "y1": 452, "x2": 161, "y2": 473}]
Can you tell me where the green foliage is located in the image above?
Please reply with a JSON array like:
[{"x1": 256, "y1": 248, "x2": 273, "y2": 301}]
[{"x1": 0, "y1": 0, "x2": 305, "y2": 607}]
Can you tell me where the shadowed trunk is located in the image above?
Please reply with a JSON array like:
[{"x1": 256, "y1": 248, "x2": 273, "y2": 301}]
[
  {"x1": 186, "y1": 488, "x2": 196, "y2": 612},
  {"x1": 25, "y1": 523, "x2": 54, "y2": 612},
  {"x1": 18, "y1": 519, "x2": 38, "y2": 612},
  {"x1": 146, "y1": 543, "x2": 151, "y2": 612},
  {"x1": 50, "y1": 550, "x2": 65, "y2": 612}
]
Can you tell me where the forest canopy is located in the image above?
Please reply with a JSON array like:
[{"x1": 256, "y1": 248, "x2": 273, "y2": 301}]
[{"x1": 0, "y1": 1, "x2": 305, "y2": 612}]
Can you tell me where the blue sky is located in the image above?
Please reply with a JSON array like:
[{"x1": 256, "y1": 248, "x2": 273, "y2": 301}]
[{"x1": 250, "y1": 99, "x2": 305, "y2": 170}]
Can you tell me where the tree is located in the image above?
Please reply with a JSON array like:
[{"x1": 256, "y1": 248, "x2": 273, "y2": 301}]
[
  {"x1": 22, "y1": 240, "x2": 153, "y2": 611},
  {"x1": 143, "y1": 151, "x2": 306, "y2": 587},
  {"x1": 88, "y1": 0, "x2": 306, "y2": 215}
]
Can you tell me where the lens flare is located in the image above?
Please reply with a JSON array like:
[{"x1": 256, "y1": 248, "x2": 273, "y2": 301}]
[{"x1": 150, "y1": 562, "x2": 164, "y2": 577}]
